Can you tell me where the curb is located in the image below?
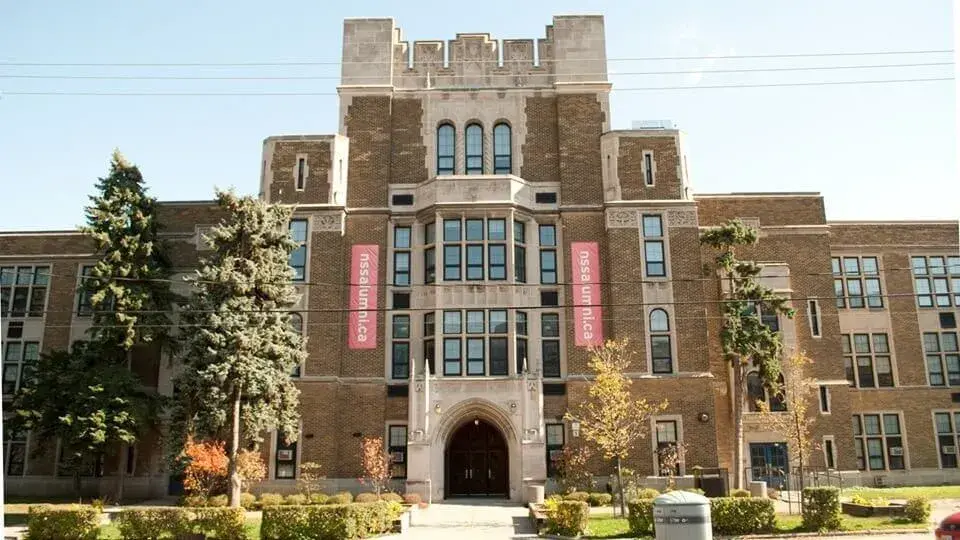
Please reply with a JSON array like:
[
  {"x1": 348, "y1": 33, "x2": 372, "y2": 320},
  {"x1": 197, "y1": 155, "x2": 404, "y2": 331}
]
[{"x1": 539, "y1": 528, "x2": 931, "y2": 539}]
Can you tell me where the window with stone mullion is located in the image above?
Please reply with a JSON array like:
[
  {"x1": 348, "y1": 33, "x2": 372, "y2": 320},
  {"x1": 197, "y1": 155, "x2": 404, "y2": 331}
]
[
  {"x1": 541, "y1": 313, "x2": 561, "y2": 378},
  {"x1": 0, "y1": 265, "x2": 50, "y2": 318},
  {"x1": 391, "y1": 314, "x2": 411, "y2": 379},
  {"x1": 925, "y1": 332, "x2": 960, "y2": 387},
  {"x1": 912, "y1": 255, "x2": 960, "y2": 308},
  {"x1": 934, "y1": 412, "x2": 960, "y2": 468}
]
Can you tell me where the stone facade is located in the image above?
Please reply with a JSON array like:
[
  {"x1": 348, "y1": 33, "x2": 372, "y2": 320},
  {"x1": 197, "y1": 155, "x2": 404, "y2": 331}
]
[{"x1": 1, "y1": 15, "x2": 958, "y2": 501}]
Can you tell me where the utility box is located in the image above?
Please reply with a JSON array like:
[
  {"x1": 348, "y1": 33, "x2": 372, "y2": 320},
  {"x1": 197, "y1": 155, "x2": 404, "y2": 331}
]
[{"x1": 653, "y1": 491, "x2": 711, "y2": 540}]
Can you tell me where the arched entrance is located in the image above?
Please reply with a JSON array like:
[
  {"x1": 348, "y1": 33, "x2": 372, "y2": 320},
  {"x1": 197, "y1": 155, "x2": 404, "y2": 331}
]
[{"x1": 445, "y1": 418, "x2": 509, "y2": 497}]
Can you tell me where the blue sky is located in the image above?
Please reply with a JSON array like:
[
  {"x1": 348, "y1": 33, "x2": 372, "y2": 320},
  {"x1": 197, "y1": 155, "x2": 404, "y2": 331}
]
[{"x1": 0, "y1": 1, "x2": 955, "y2": 230}]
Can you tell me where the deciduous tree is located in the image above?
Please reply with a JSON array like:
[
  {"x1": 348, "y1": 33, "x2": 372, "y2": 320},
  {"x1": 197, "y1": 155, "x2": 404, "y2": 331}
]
[
  {"x1": 565, "y1": 339, "x2": 667, "y2": 517},
  {"x1": 700, "y1": 219, "x2": 794, "y2": 489},
  {"x1": 359, "y1": 436, "x2": 392, "y2": 496},
  {"x1": 171, "y1": 190, "x2": 305, "y2": 507}
]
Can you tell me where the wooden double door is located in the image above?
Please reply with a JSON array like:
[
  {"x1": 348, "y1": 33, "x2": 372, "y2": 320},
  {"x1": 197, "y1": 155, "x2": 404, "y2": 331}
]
[{"x1": 445, "y1": 419, "x2": 508, "y2": 497}]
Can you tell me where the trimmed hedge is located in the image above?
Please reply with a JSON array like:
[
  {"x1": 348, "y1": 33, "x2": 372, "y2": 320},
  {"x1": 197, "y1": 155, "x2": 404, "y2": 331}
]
[
  {"x1": 711, "y1": 497, "x2": 776, "y2": 536},
  {"x1": 563, "y1": 491, "x2": 590, "y2": 503},
  {"x1": 207, "y1": 494, "x2": 228, "y2": 507},
  {"x1": 587, "y1": 492, "x2": 612, "y2": 507},
  {"x1": 285, "y1": 494, "x2": 308, "y2": 505},
  {"x1": 801, "y1": 486, "x2": 841, "y2": 532},
  {"x1": 259, "y1": 493, "x2": 285, "y2": 507},
  {"x1": 26, "y1": 505, "x2": 100, "y2": 540},
  {"x1": 380, "y1": 492, "x2": 403, "y2": 503},
  {"x1": 626, "y1": 499, "x2": 655, "y2": 535},
  {"x1": 544, "y1": 499, "x2": 589, "y2": 537},
  {"x1": 635, "y1": 488, "x2": 660, "y2": 500},
  {"x1": 329, "y1": 492, "x2": 353, "y2": 504},
  {"x1": 261, "y1": 502, "x2": 401, "y2": 540},
  {"x1": 115, "y1": 507, "x2": 245, "y2": 540},
  {"x1": 355, "y1": 493, "x2": 379, "y2": 503},
  {"x1": 310, "y1": 493, "x2": 331, "y2": 505},
  {"x1": 730, "y1": 488, "x2": 752, "y2": 498},
  {"x1": 904, "y1": 495, "x2": 931, "y2": 523},
  {"x1": 240, "y1": 493, "x2": 257, "y2": 509}
]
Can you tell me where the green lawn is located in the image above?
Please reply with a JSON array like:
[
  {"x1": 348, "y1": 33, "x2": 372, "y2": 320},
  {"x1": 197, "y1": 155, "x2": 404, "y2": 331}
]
[
  {"x1": 584, "y1": 513, "x2": 926, "y2": 539},
  {"x1": 844, "y1": 484, "x2": 960, "y2": 500}
]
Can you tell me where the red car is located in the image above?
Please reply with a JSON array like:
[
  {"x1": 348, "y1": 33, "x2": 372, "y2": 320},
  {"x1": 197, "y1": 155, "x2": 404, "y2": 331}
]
[{"x1": 937, "y1": 512, "x2": 960, "y2": 539}]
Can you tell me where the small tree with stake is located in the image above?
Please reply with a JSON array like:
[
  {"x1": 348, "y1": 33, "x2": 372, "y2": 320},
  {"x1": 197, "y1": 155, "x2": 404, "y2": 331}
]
[
  {"x1": 700, "y1": 219, "x2": 794, "y2": 489},
  {"x1": 170, "y1": 190, "x2": 305, "y2": 508},
  {"x1": 566, "y1": 339, "x2": 667, "y2": 517},
  {"x1": 359, "y1": 436, "x2": 392, "y2": 496}
]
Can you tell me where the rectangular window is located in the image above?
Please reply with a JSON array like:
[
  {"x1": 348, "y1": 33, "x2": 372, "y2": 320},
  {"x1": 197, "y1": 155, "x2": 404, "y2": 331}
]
[
  {"x1": 3, "y1": 429, "x2": 26, "y2": 476},
  {"x1": 808, "y1": 300, "x2": 821, "y2": 337},
  {"x1": 444, "y1": 246, "x2": 461, "y2": 281},
  {"x1": 444, "y1": 338, "x2": 462, "y2": 376},
  {"x1": 424, "y1": 222, "x2": 436, "y2": 284},
  {"x1": 651, "y1": 336, "x2": 672, "y2": 374},
  {"x1": 1, "y1": 265, "x2": 49, "y2": 318},
  {"x1": 934, "y1": 412, "x2": 960, "y2": 468},
  {"x1": 655, "y1": 420, "x2": 680, "y2": 476},
  {"x1": 516, "y1": 311, "x2": 528, "y2": 374},
  {"x1": 853, "y1": 413, "x2": 905, "y2": 471},
  {"x1": 2, "y1": 341, "x2": 38, "y2": 396},
  {"x1": 490, "y1": 337, "x2": 508, "y2": 376},
  {"x1": 296, "y1": 157, "x2": 306, "y2": 190},
  {"x1": 288, "y1": 220, "x2": 308, "y2": 281},
  {"x1": 76, "y1": 265, "x2": 95, "y2": 316},
  {"x1": 424, "y1": 312, "x2": 435, "y2": 375},
  {"x1": 488, "y1": 245, "x2": 506, "y2": 281},
  {"x1": 514, "y1": 221, "x2": 527, "y2": 283},
  {"x1": 466, "y1": 245, "x2": 484, "y2": 280},
  {"x1": 539, "y1": 224, "x2": 557, "y2": 284},
  {"x1": 642, "y1": 215, "x2": 666, "y2": 277},
  {"x1": 832, "y1": 256, "x2": 882, "y2": 309},
  {"x1": 546, "y1": 424, "x2": 565, "y2": 477},
  {"x1": 824, "y1": 438, "x2": 836, "y2": 469},
  {"x1": 843, "y1": 333, "x2": 894, "y2": 388},
  {"x1": 275, "y1": 433, "x2": 298, "y2": 479},
  {"x1": 393, "y1": 226, "x2": 411, "y2": 287},
  {"x1": 819, "y1": 386, "x2": 830, "y2": 413},
  {"x1": 925, "y1": 332, "x2": 960, "y2": 387},
  {"x1": 643, "y1": 152, "x2": 655, "y2": 186},
  {"x1": 388, "y1": 425, "x2": 407, "y2": 479},
  {"x1": 466, "y1": 338, "x2": 485, "y2": 376},
  {"x1": 913, "y1": 255, "x2": 959, "y2": 308},
  {"x1": 391, "y1": 315, "x2": 410, "y2": 379},
  {"x1": 542, "y1": 313, "x2": 561, "y2": 378}
]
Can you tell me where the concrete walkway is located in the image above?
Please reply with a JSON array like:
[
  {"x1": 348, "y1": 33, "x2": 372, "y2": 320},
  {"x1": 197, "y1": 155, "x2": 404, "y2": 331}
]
[{"x1": 409, "y1": 499, "x2": 538, "y2": 539}]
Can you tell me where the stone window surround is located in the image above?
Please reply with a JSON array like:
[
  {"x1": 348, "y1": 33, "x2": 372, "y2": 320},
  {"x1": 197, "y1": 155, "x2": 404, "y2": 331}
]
[
  {"x1": 853, "y1": 411, "x2": 908, "y2": 472},
  {"x1": 842, "y1": 332, "x2": 897, "y2": 389},
  {"x1": 386, "y1": 422, "x2": 408, "y2": 479},
  {"x1": 650, "y1": 414, "x2": 684, "y2": 476},
  {"x1": 2, "y1": 339, "x2": 39, "y2": 397},
  {"x1": 644, "y1": 306, "x2": 679, "y2": 375},
  {"x1": 923, "y1": 331, "x2": 960, "y2": 387},
  {"x1": 911, "y1": 254, "x2": 960, "y2": 309},
  {"x1": 832, "y1": 255, "x2": 884, "y2": 310},
  {"x1": 822, "y1": 435, "x2": 837, "y2": 470},
  {"x1": 807, "y1": 299, "x2": 822, "y2": 339},
  {"x1": 385, "y1": 212, "x2": 567, "y2": 380},
  {"x1": 639, "y1": 213, "x2": 670, "y2": 280},
  {"x1": 0, "y1": 263, "x2": 51, "y2": 319},
  {"x1": 641, "y1": 150, "x2": 657, "y2": 187},
  {"x1": 293, "y1": 153, "x2": 309, "y2": 192},
  {"x1": 269, "y1": 424, "x2": 302, "y2": 481},
  {"x1": 3, "y1": 429, "x2": 29, "y2": 477},
  {"x1": 932, "y1": 410, "x2": 960, "y2": 469}
]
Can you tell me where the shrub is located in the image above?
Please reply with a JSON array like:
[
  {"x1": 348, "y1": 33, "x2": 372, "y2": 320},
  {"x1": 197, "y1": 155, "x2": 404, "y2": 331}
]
[
  {"x1": 544, "y1": 499, "x2": 589, "y2": 537},
  {"x1": 356, "y1": 492, "x2": 380, "y2": 503},
  {"x1": 285, "y1": 493, "x2": 308, "y2": 505},
  {"x1": 259, "y1": 493, "x2": 285, "y2": 507},
  {"x1": 711, "y1": 497, "x2": 776, "y2": 536},
  {"x1": 587, "y1": 492, "x2": 613, "y2": 507},
  {"x1": 682, "y1": 488, "x2": 705, "y2": 496},
  {"x1": 730, "y1": 488, "x2": 752, "y2": 498},
  {"x1": 904, "y1": 495, "x2": 931, "y2": 523},
  {"x1": 330, "y1": 491, "x2": 353, "y2": 504},
  {"x1": 801, "y1": 487, "x2": 841, "y2": 532},
  {"x1": 181, "y1": 438, "x2": 229, "y2": 497},
  {"x1": 310, "y1": 493, "x2": 330, "y2": 505},
  {"x1": 636, "y1": 487, "x2": 660, "y2": 500},
  {"x1": 180, "y1": 494, "x2": 208, "y2": 507},
  {"x1": 207, "y1": 494, "x2": 228, "y2": 507},
  {"x1": 236, "y1": 449, "x2": 267, "y2": 492},
  {"x1": 26, "y1": 505, "x2": 100, "y2": 540},
  {"x1": 297, "y1": 461, "x2": 326, "y2": 498},
  {"x1": 193, "y1": 508, "x2": 246, "y2": 540},
  {"x1": 626, "y1": 499, "x2": 655, "y2": 535},
  {"x1": 261, "y1": 502, "x2": 400, "y2": 540},
  {"x1": 767, "y1": 488, "x2": 780, "y2": 500},
  {"x1": 380, "y1": 492, "x2": 403, "y2": 503},
  {"x1": 239, "y1": 492, "x2": 257, "y2": 509},
  {"x1": 115, "y1": 508, "x2": 191, "y2": 539},
  {"x1": 403, "y1": 493, "x2": 422, "y2": 505},
  {"x1": 563, "y1": 491, "x2": 590, "y2": 503},
  {"x1": 851, "y1": 493, "x2": 888, "y2": 506}
]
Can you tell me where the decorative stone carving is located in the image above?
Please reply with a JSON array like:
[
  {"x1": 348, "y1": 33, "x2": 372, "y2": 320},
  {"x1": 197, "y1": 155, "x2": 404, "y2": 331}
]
[
  {"x1": 605, "y1": 209, "x2": 638, "y2": 229},
  {"x1": 415, "y1": 382, "x2": 423, "y2": 392},
  {"x1": 311, "y1": 212, "x2": 344, "y2": 233},
  {"x1": 666, "y1": 209, "x2": 698, "y2": 228}
]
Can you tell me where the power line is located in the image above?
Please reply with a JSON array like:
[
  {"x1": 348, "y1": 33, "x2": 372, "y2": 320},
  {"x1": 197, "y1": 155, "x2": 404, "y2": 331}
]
[
  {"x1": 1, "y1": 49, "x2": 952, "y2": 67},
  {"x1": 3, "y1": 77, "x2": 951, "y2": 97},
  {"x1": 1, "y1": 62, "x2": 952, "y2": 81}
]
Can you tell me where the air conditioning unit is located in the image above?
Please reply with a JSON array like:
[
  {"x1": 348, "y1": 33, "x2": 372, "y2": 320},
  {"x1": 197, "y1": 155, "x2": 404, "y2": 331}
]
[
  {"x1": 391, "y1": 451, "x2": 405, "y2": 463},
  {"x1": 277, "y1": 450, "x2": 294, "y2": 461},
  {"x1": 889, "y1": 447, "x2": 904, "y2": 456},
  {"x1": 944, "y1": 446, "x2": 957, "y2": 455}
]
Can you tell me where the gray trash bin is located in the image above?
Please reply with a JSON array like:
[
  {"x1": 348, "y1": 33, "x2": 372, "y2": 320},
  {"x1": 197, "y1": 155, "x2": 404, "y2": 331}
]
[{"x1": 653, "y1": 490, "x2": 711, "y2": 540}]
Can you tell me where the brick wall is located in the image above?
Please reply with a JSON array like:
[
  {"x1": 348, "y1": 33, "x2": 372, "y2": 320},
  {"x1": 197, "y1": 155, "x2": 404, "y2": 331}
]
[
  {"x1": 266, "y1": 140, "x2": 333, "y2": 205},
  {"x1": 618, "y1": 136, "x2": 683, "y2": 200},
  {"x1": 697, "y1": 196, "x2": 826, "y2": 227},
  {"x1": 520, "y1": 95, "x2": 559, "y2": 183},
  {"x1": 557, "y1": 94, "x2": 604, "y2": 205},
  {"x1": 344, "y1": 96, "x2": 392, "y2": 208},
  {"x1": 390, "y1": 98, "x2": 428, "y2": 184}
]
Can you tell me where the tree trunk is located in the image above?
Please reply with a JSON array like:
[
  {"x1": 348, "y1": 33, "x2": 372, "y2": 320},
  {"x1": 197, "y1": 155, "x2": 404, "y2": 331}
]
[
  {"x1": 73, "y1": 468, "x2": 82, "y2": 501},
  {"x1": 227, "y1": 387, "x2": 242, "y2": 508},
  {"x1": 733, "y1": 364, "x2": 746, "y2": 491},
  {"x1": 615, "y1": 456, "x2": 627, "y2": 518},
  {"x1": 795, "y1": 412, "x2": 805, "y2": 511},
  {"x1": 115, "y1": 444, "x2": 126, "y2": 504}
]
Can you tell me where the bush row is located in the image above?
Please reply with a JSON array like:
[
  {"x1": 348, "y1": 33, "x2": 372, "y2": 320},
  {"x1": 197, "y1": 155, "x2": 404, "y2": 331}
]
[
  {"x1": 115, "y1": 508, "x2": 245, "y2": 540},
  {"x1": 26, "y1": 505, "x2": 100, "y2": 540},
  {"x1": 627, "y1": 495, "x2": 776, "y2": 536},
  {"x1": 181, "y1": 490, "x2": 410, "y2": 509},
  {"x1": 561, "y1": 491, "x2": 612, "y2": 506},
  {"x1": 260, "y1": 501, "x2": 402, "y2": 540},
  {"x1": 544, "y1": 499, "x2": 590, "y2": 537}
]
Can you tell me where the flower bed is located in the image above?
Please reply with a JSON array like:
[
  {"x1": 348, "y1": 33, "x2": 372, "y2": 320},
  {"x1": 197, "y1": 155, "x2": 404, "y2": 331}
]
[{"x1": 841, "y1": 501, "x2": 906, "y2": 518}]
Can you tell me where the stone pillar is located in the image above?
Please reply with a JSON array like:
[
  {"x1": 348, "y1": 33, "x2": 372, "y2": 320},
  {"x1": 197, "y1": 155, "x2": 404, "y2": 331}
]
[{"x1": 520, "y1": 372, "x2": 547, "y2": 501}]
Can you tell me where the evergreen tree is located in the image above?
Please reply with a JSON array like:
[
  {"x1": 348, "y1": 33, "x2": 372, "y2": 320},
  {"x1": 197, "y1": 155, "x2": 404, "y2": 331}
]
[
  {"x1": 700, "y1": 219, "x2": 794, "y2": 489},
  {"x1": 81, "y1": 149, "x2": 177, "y2": 352},
  {"x1": 10, "y1": 342, "x2": 161, "y2": 498},
  {"x1": 171, "y1": 190, "x2": 305, "y2": 507}
]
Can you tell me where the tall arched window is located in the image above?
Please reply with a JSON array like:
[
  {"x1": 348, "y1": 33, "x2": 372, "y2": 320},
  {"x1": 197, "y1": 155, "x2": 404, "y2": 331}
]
[
  {"x1": 649, "y1": 308, "x2": 672, "y2": 374},
  {"x1": 465, "y1": 123, "x2": 484, "y2": 174},
  {"x1": 437, "y1": 123, "x2": 455, "y2": 175},
  {"x1": 493, "y1": 123, "x2": 512, "y2": 174}
]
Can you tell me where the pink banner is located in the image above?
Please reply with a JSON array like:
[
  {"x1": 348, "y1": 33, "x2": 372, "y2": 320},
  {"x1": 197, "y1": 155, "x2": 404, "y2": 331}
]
[
  {"x1": 571, "y1": 242, "x2": 603, "y2": 347},
  {"x1": 348, "y1": 244, "x2": 379, "y2": 349}
]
